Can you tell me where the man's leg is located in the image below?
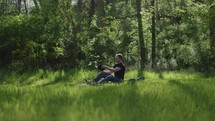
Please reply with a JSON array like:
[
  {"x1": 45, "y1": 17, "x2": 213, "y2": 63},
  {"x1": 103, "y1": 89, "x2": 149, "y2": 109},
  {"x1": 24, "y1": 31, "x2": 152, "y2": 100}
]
[
  {"x1": 99, "y1": 75, "x2": 120, "y2": 83},
  {"x1": 93, "y1": 72, "x2": 110, "y2": 83}
]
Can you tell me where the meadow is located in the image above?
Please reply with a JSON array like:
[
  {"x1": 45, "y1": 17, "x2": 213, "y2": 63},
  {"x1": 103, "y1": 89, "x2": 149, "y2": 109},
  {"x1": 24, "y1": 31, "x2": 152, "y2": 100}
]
[{"x1": 0, "y1": 69, "x2": 215, "y2": 121}]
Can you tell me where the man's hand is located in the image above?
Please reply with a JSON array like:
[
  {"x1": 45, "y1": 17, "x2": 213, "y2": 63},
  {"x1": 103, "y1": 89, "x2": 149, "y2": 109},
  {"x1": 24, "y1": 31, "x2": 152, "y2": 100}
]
[
  {"x1": 102, "y1": 65, "x2": 108, "y2": 69},
  {"x1": 103, "y1": 69, "x2": 112, "y2": 74},
  {"x1": 102, "y1": 65, "x2": 121, "y2": 73}
]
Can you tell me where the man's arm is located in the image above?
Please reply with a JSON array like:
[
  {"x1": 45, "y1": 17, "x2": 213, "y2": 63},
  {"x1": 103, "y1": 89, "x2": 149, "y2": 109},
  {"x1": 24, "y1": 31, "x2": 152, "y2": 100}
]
[{"x1": 102, "y1": 65, "x2": 121, "y2": 73}]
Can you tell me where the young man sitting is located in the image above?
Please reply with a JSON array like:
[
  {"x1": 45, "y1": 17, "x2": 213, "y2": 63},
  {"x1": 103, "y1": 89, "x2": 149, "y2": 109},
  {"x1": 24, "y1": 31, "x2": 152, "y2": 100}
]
[{"x1": 86, "y1": 53, "x2": 126, "y2": 84}]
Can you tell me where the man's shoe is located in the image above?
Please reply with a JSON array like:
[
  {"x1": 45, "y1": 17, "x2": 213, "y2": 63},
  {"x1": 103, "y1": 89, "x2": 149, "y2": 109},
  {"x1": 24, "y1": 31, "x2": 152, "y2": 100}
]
[{"x1": 85, "y1": 79, "x2": 97, "y2": 85}]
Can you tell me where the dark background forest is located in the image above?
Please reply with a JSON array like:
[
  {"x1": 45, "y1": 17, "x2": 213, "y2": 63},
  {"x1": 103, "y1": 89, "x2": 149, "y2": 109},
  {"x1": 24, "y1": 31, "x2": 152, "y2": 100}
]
[{"x1": 0, "y1": 0, "x2": 214, "y2": 71}]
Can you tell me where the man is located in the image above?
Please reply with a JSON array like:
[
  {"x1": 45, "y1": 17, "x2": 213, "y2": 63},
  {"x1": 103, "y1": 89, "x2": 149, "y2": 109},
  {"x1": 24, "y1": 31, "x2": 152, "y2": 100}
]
[{"x1": 86, "y1": 53, "x2": 126, "y2": 84}]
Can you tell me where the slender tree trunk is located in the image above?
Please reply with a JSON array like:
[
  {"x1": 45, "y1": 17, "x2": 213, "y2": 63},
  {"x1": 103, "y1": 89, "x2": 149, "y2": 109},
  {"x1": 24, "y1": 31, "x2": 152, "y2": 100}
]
[
  {"x1": 17, "y1": 0, "x2": 21, "y2": 13},
  {"x1": 136, "y1": 0, "x2": 146, "y2": 69},
  {"x1": 125, "y1": 0, "x2": 128, "y2": 4},
  {"x1": 209, "y1": 4, "x2": 215, "y2": 67},
  {"x1": 96, "y1": 0, "x2": 105, "y2": 27},
  {"x1": 23, "y1": 0, "x2": 28, "y2": 14},
  {"x1": 77, "y1": 0, "x2": 84, "y2": 12},
  {"x1": 88, "y1": 0, "x2": 95, "y2": 25},
  {"x1": 33, "y1": 0, "x2": 39, "y2": 10},
  {"x1": 151, "y1": 0, "x2": 156, "y2": 70}
]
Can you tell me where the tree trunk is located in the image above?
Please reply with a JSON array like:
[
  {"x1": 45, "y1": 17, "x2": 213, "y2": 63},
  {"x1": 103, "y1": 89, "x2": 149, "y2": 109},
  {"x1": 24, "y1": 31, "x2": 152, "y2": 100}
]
[
  {"x1": 88, "y1": 0, "x2": 95, "y2": 25},
  {"x1": 23, "y1": 0, "x2": 28, "y2": 14},
  {"x1": 33, "y1": 0, "x2": 39, "y2": 10},
  {"x1": 136, "y1": 0, "x2": 146, "y2": 69},
  {"x1": 96, "y1": 0, "x2": 105, "y2": 27},
  {"x1": 77, "y1": 0, "x2": 84, "y2": 12},
  {"x1": 151, "y1": 0, "x2": 156, "y2": 70},
  {"x1": 125, "y1": 0, "x2": 128, "y2": 4},
  {"x1": 17, "y1": 0, "x2": 21, "y2": 13},
  {"x1": 209, "y1": 4, "x2": 215, "y2": 67}
]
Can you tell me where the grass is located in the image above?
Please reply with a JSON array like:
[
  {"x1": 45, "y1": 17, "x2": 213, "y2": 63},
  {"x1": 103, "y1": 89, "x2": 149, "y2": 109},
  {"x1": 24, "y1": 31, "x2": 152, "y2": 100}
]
[{"x1": 0, "y1": 69, "x2": 215, "y2": 121}]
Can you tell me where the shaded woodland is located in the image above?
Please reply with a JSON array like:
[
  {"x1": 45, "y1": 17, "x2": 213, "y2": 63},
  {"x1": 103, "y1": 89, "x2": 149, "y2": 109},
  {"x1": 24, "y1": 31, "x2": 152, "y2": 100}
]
[{"x1": 0, "y1": 0, "x2": 214, "y2": 71}]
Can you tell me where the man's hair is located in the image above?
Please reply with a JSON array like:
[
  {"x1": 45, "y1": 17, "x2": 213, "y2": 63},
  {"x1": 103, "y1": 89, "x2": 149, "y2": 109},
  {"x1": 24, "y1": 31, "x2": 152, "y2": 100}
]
[{"x1": 116, "y1": 53, "x2": 123, "y2": 60}]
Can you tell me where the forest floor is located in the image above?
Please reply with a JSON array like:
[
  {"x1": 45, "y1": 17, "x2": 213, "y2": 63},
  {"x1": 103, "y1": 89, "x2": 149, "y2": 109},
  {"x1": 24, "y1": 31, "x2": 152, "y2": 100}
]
[{"x1": 0, "y1": 69, "x2": 215, "y2": 121}]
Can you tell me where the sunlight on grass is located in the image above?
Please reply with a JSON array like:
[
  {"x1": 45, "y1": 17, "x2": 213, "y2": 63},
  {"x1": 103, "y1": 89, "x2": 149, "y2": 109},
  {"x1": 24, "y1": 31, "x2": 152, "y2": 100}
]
[{"x1": 0, "y1": 70, "x2": 215, "y2": 121}]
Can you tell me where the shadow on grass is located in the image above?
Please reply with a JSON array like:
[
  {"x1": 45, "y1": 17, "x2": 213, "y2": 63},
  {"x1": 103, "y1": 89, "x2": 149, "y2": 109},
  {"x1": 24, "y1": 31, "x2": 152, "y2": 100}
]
[
  {"x1": 77, "y1": 80, "x2": 186, "y2": 121},
  {"x1": 0, "y1": 70, "x2": 35, "y2": 85},
  {"x1": 42, "y1": 70, "x2": 78, "y2": 86},
  {"x1": 202, "y1": 71, "x2": 215, "y2": 78},
  {"x1": 158, "y1": 71, "x2": 164, "y2": 79},
  {"x1": 126, "y1": 69, "x2": 145, "y2": 84},
  {"x1": 137, "y1": 69, "x2": 144, "y2": 77},
  {"x1": 0, "y1": 69, "x2": 80, "y2": 86},
  {"x1": 169, "y1": 79, "x2": 215, "y2": 114},
  {"x1": 0, "y1": 85, "x2": 74, "y2": 121},
  {"x1": 76, "y1": 82, "x2": 152, "y2": 121}
]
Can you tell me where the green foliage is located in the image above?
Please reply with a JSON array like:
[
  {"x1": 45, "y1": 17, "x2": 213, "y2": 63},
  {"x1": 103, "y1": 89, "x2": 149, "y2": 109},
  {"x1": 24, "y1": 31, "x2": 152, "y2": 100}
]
[
  {"x1": 0, "y1": 0, "x2": 213, "y2": 71},
  {"x1": 0, "y1": 7, "x2": 85, "y2": 70},
  {"x1": 155, "y1": 0, "x2": 210, "y2": 70}
]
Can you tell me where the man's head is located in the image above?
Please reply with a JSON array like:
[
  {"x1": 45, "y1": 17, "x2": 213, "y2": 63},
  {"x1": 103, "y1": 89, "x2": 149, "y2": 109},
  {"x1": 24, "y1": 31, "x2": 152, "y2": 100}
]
[{"x1": 115, "y1": 53, "x2": 123, "y2": 63}]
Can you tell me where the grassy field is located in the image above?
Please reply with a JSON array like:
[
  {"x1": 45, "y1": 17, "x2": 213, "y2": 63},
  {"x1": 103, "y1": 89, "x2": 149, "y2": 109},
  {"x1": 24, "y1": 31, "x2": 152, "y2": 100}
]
[{"x1": 0, "y1": 69, "x2": 215, "y2": 121}]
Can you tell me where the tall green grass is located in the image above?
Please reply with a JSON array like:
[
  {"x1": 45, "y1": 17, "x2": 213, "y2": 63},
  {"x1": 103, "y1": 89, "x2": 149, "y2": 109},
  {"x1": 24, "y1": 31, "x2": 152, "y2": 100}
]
[{"x1": 0, "y1": 70, "x2": 214, "y2": 121}]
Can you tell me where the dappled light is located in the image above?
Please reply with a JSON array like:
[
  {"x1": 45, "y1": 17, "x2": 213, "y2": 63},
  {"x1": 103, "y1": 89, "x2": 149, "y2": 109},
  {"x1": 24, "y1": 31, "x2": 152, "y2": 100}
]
[{"x1": 0, "y1": 0, "x2": 215, "y2": 121}]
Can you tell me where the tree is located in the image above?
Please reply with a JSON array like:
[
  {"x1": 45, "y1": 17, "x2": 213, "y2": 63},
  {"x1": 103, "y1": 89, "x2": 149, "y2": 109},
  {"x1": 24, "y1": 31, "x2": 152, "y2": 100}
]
[
  {"x1": 32, "y1": 0, "x2": 39, "y2": 10},
  {"x1": 151, "y1": 0, "x2": 156, "y2": 70},
  {"x1": 77, "y1": 0, "x2": 84, "y2": 12},
  {"x1": 0, "y1": 0, "x2": 213, "y2": 71},
  {"x1": 209, "y1": 2, "x2": 215, "y2": 67},
  {"x1": 23, "y1": 0, "x2": 28, "y2": 14},
  {"x1": 96, "y1": 0, "x2": 105, "y2": 27},
  {"x1": 17, "y1": 0, "x2": 21, "y2": 13},
  {"x1": 136, "y1": 0, "x2": 146, "y2": 69},
  {"x1": 88, "y1": 0, "x2": 95, "y2": 25}
]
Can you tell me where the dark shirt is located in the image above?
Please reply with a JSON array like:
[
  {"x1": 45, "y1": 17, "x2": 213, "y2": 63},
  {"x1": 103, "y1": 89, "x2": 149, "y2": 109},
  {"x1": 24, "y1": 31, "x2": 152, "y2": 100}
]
[{"x1": 114, "y1": 62, "x2": 125, "y2": 80}]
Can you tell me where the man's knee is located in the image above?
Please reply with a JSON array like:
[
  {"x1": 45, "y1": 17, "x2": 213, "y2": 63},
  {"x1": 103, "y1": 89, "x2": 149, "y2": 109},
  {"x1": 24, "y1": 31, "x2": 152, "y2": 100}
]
[
  {"x1": 105, "y1": 75, "x2": 113, "y2": 80},
  {"x1": 99, "y1": 72, "x2": 108, "y2": 76}
]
